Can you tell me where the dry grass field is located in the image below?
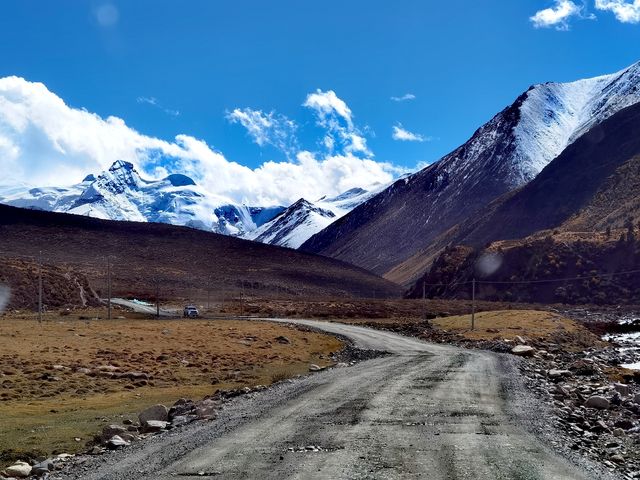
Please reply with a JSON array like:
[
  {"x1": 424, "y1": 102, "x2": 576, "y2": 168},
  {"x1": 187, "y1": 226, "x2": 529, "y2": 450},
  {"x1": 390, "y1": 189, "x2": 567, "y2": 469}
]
[
  {"x1": 0, "y1": 310, "x2": 342, "y2": 464},
  {"x1": 341, "y1": 308, "x2": 603, "y2": 347},
  {"x1": 430, "y1": 310, "x2": 582, "y2": 341}
]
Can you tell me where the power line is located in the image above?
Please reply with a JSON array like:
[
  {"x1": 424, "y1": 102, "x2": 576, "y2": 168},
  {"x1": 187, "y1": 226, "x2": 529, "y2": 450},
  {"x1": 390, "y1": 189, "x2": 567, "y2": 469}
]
[{"x1": 421, "y1": 268, "x2": 640, "y2": 288}]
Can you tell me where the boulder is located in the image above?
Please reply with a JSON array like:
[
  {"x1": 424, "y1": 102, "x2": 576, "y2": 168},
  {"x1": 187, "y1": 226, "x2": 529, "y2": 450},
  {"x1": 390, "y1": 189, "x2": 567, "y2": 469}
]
[
  {"x1": 31, "y1": 459, "x2": 54, "y2": 477},
  {"x1": 584, "y1": 395, "x2": 610, "y2": 409},
  {"x1": 275, "y1": 336, "x2": 291, "y2": 344},
  {"x1": 100, "y1": 424, "x2": 128, "y2": 443},
  {"x1": 138, "y1": 404, "x2": 168, "y2": 424},
  {"x1": 511, "y1": 345, "x2": 535, "y2": 357},
  {"x1": 141, "y1": 420, "x2": 168, "y2": 433},
  {"x1": 548, "y1": 369, "x2": 571, "y2": 379},
  {"x1": 4, "y1": 461, "x2": 32, "y2": 478},
  {"x1": 106, "y1": 435, "x2": 130, "y2": 449}
]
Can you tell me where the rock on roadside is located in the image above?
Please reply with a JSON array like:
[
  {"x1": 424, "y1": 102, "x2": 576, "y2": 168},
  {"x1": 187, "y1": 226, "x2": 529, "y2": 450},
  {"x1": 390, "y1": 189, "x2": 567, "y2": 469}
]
[
  {"x1": 3, "y1": 461, "x2": 32, "y2": 478},
  {"x1": 138, "y1": 404, "x2": 168, "y2": 424},
  {"x1": 584, "y1": 395, "x2": 610, "y2": 409},
  {"x1": 511, "y1": 345, "x2": 535, "y2": 357}
]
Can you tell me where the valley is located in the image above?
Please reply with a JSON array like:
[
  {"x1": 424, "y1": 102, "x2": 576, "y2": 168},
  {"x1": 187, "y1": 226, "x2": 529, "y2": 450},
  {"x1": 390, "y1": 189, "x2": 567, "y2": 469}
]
[{"x1": 3, "y1": 49, "x2": 640, "y2": 479}]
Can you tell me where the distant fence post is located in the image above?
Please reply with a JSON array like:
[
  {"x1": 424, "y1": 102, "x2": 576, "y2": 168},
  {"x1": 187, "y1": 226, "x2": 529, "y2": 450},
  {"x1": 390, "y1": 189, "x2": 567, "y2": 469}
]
[
  {"x1": 471, "y1": 278, "x2": 476, "y2": 330},
  {"x1": 38, "y1": 251, "x2": 43, "y2": 323}
]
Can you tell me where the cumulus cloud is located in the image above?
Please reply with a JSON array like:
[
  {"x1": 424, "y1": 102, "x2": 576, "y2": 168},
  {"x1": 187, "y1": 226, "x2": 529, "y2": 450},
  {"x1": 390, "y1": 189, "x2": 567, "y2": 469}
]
[
  {"x1": 0, "y1": 76, "x2": 398, "y2": 206},
  {"x1": 303, "y1": 89, "x2": 371, "y2": 156},
  {"x1": 226, "y1": 108, "x2": 298, "y2": 158},
  {"x1": 530, "y1": 0, "x2": 584, "y2": 30},
  {"x1": 137, "y1": 96, "x2": 180, "y2": 117},
  {"x1": 392, "y1": 124, "x2": 429, "y2": 142},
  {"x1": 595, "y1": 0, "x2": 640, "y2": 22},
  {"x1": 391, "y1": 93, "x2": 416, "y2": 102}
]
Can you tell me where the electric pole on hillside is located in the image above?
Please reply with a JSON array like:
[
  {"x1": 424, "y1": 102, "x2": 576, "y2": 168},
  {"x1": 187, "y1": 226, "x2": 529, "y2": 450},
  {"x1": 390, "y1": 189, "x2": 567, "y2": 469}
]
[
  {"x1": 240, "y1": 282, "x2": 245, "y2": 317},
  {"x1": 106, "y1": 256, "x2": 112, "y2": 321},
  {"x1": 38, "y1": 251, "x2": 43, "y2": 323},
  {"x1": 471, "y1": 278, "x2": 476, "y2": 330},
  {"x1": 155, "y1": 279, "x2": 160, "y2": 318},
  {"x1": 422, "y1": 281, "x2": 426, "y2": 321}
]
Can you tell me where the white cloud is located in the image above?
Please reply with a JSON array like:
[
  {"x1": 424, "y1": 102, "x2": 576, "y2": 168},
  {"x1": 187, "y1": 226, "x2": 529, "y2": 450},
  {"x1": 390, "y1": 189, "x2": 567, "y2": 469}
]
[
  {"x1": 137, "y1": 96, "x2": 180, "y2": 117},
  {"x1": 530, "y1": 0, "x2": 583, "y2": 30},
  {"x1": 304, "y1": 89, "x2": 354, "y2": 128},
  {"x1": 0, "y1": 76, "x2": 398, "y2": 206},
  {"x1": 595, "y1": 0, "x2": 640, "y2": 22},
  {"x1": 391, "y1": 93, "x2": 416, "y2": 102},
  {"x1": 392, "y1": 124, "x2": 428, "y2": 142},
  {"x1": 303, "y1": 89, "x2": 371, "y2": 156},
  {"x1": 226, "y1": 107, "x2": 298, "y2": 157}
]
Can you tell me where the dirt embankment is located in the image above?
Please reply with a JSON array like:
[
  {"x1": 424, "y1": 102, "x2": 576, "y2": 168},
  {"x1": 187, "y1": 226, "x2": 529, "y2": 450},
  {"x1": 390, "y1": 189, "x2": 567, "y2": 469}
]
[
  {"x1": 407, "y1": 232, "x2": 640, "y2": 305},
  {"x1": 0, "y1": 258, "x2": 98, "y2": 311}
]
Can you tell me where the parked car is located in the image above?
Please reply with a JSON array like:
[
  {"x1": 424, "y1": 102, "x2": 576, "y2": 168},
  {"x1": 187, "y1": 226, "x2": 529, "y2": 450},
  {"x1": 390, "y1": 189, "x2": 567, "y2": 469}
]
[{"x1": 183, "y1": 305, "x2": 199, "y2": 318}]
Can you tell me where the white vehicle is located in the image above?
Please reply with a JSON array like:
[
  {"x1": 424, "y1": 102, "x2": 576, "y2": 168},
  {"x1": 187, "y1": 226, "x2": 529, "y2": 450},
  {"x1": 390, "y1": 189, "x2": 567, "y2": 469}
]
[{"x1": 183, "y1": 305, "x2": 199, "y2": 318}]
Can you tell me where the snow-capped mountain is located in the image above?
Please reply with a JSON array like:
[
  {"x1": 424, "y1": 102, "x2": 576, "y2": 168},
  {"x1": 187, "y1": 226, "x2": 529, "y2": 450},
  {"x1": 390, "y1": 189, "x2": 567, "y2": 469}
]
[
  {"x1": 302, "y1": 61, "x2": 640, "y2": 281},
  {"x1": 0, "y1": 160, "x2": 285, "y2": 236},
  {"x1": 246, "y1": 186, "x2": 383, "y2": 248}
]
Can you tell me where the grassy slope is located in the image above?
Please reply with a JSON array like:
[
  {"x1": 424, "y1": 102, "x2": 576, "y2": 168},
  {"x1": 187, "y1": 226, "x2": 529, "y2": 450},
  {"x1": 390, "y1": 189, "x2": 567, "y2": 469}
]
[{"x1": 0, "y1": 312, "x2": 341, "y2": 463}]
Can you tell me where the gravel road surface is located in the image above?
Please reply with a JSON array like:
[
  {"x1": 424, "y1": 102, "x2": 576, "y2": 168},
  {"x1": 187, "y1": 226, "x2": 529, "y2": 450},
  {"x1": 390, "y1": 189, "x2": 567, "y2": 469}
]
[{"x1": 63, "y1": 320, "x2": 614, "y2": 480}]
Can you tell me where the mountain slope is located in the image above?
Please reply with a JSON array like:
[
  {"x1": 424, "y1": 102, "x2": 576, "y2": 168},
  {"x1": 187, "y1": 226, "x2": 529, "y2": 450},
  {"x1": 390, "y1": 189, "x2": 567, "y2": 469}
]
[
  {"x1": 247, "y1": 187, "x2": 382, "y2": 249},
  {"x1": 405, "y1": 101, "x2": 640, "y2": 304},
  {"x1": 0, "y1": 160, "x2": 285, "y2": 237},
  {"x1": 0, "y1": 204, "x2": 402, "y2": 304},
  {"x1": 301, "y1": 62, "x2": 640, "y2": 280},
  {"x1": 453, "y1": 100, "x2": 640, "y2": 248}
]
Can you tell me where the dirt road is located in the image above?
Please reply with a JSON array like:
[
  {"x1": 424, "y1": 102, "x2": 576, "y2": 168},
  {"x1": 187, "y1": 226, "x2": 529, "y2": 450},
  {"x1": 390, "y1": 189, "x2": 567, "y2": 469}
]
[{"x1": 64, "y1": 320, "x2": 610, "y2": 479}]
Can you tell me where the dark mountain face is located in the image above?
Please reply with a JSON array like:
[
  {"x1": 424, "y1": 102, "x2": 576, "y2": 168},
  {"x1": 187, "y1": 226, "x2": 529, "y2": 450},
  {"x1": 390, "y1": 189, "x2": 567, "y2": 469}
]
[
  {"x1": 405, "y1": 102, "x2": 640, "y2": 305},
  {"x1": 454, "y1": 101, "x2": 640, "y2": 249},
  {"x1": 300, "y1": 95, "x2": 540, "y2": 276},
  {"x1": 301, "y1": 64, "x2": 640, "y2": 284}
]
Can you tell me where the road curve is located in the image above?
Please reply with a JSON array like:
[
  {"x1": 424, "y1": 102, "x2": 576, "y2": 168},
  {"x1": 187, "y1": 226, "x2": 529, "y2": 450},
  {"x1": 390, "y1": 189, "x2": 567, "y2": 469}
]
[{"x1": 65, "y1": 320, "x2": 606, "y2": 480}]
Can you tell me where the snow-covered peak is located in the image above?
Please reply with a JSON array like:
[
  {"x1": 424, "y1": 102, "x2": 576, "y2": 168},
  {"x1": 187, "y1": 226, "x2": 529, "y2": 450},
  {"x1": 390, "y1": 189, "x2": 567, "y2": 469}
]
[
  {"x1": 512, "y1": 62, "x2": 640, "y2": 184},
  {"x1": 247, "y1": 198, "x2": 336, "y2": 249},
  {"x1": 0, "y1": 161, "x2": 285, "y2": 236},
  {"x1": 246, "y1": 185, "x2": 383, "y2": 249},
  {"x1": 417, "y1": 61, "x2": 640, "y2": 193}
]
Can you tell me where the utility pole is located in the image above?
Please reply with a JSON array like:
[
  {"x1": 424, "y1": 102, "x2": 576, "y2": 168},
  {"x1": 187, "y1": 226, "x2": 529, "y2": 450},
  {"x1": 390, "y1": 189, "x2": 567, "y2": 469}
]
[
  {"x1": 155, "y1": 280, "x2": 160, "y2": 318},
  {"x1": 206, "y1": 278, "x2": 211, "y2": 312},
  {"x1": 471, "y1": 278, "x2": 476, "y2": 330},
  {"x1": 240, "y1": 282, "x2": 245, "y2": 317},
  {"x1": 38, "y1": 251, "x2": 43, "y2": 323},
  {"x1": 422, "y1": 281, "x2": 426, "y2": 321},
  {"x1": 107, "y1": 256, "x2": 112, "y2": 321}
]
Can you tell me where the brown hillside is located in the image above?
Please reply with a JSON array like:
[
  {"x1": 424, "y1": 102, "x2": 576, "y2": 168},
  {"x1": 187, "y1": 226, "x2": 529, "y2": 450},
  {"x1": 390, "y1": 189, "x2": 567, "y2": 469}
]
[
  {"x1": 0, "y1": 205, "x2": 401, "y2": 308},
  {"x1": 407, "y1": 231, "x2": 640, "y2": 305}
]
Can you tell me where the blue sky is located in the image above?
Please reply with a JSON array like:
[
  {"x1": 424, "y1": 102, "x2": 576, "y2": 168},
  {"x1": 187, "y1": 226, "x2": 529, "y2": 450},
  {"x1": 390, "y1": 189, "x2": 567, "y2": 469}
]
[{"x1": 0, "y1": 0, "x2": 639, "y2": 203}]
